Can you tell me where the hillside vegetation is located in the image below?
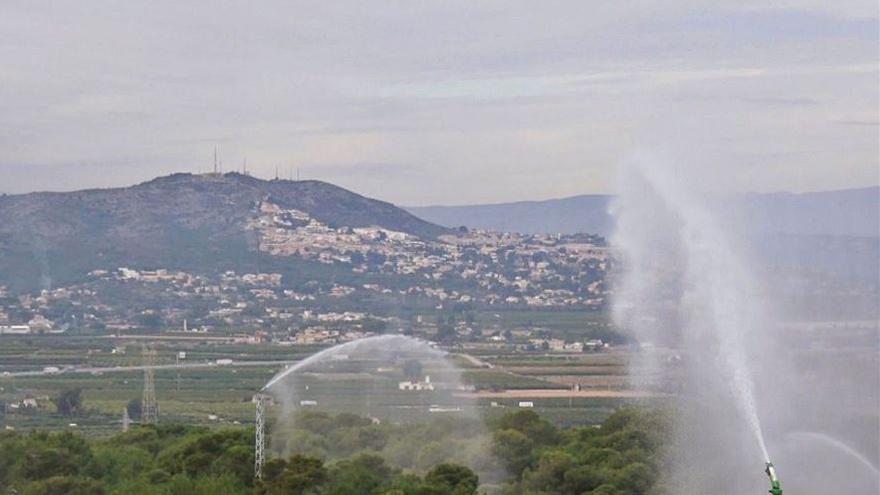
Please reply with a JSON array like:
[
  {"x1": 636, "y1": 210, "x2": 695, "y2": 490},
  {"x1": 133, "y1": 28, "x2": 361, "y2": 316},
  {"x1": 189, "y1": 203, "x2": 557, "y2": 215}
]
[{"x1": 0, "y1": 407, "x2": 667, "y2": 495}]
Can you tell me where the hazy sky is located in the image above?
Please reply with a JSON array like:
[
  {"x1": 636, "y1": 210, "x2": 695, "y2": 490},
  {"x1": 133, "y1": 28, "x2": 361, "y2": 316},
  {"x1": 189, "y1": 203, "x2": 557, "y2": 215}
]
[{"x1": 2, "y1": 1, "x2": 878, "y2": 205}]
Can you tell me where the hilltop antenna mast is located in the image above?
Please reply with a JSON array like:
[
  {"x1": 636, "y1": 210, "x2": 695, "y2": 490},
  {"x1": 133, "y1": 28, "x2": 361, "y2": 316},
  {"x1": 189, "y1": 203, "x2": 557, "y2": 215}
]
[
  {"x1": 142, "y1": 345, "x2": 158, "y2": 425},
  {"x1": 274, "y1": 165, "x2": 279, "y2": 180},
  {"x1": 254, "y1": 393, "x2": 270, "y2": 480},
  {"x1": 213, "y1": 147, "x2": 218, "y2": 174}
]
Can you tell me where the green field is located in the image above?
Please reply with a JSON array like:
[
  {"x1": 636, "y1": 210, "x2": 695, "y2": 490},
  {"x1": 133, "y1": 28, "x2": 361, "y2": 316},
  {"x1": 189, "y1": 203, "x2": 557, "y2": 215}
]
[{"x1": 0, "y1": 335, "x2": 647, "y2": 436}]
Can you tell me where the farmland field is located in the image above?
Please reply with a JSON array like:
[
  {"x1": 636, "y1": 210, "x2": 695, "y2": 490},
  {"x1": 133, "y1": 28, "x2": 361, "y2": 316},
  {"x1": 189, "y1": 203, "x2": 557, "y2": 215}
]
[{"x1": 0, "y1": 333, "x2": 655, "y2": 435}]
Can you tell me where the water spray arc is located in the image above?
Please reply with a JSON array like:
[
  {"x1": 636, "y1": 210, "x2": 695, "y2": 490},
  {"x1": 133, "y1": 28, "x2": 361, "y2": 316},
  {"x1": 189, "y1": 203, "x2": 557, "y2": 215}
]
[
  {"x1": 262, "y1": 335, "x2": 446, "y2": 391},
  {"x1": 254, "y1": 334, "x2": 487, "y2": 482},
  {"x1": 787, "y1": 432, "x2": 880, "y2": 476}
]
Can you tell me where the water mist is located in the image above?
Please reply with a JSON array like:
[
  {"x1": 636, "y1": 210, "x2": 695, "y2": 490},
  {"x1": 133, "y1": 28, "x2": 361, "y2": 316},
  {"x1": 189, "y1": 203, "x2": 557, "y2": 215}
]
[
  {"x1": 612, "y1": 154, "x2": 772, "y2": 491},
  {"x1": 261, "y1": 335, "x2": 502, "y2": 484},
  {"x1": 612, "y1": 153, "x2": 880, "y2": 494}
]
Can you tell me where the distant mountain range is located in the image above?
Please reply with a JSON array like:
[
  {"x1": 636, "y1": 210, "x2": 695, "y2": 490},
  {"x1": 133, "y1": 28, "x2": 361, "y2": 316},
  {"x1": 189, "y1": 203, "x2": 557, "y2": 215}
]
[
  {"x1": 409, "y1": 187, "x2": 880, "y2": 284},
  {"x1": 407, "y1": 187, "x2": 880, "y2": 238},
  {"x1": 0, "y1": 173, "x2": 447, "y2": 292}
]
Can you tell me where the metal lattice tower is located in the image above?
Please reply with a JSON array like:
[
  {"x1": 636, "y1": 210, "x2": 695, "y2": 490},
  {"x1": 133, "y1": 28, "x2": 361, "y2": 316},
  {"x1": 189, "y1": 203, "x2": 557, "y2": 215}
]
[
  {"x1": 141, "y1": 346, "x2": 158, "y2": 425},
  {"x1": 254, "y1": 393, "x2": 270, "y2": 480}
]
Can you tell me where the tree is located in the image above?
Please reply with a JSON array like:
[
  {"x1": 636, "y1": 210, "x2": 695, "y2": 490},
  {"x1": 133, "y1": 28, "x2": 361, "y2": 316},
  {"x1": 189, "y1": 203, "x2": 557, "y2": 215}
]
[
  {"x1": 23, "y1": 447, "x2": 79, "y2": 480},
  {"x1": 324, "y1": 453, "x2": 394, "y2": 495},
  {"x1": 21, "y1": 432, "x2": 92, "y2": 481},
  {"x1": 611, "y1": 462, "x2": 654, "y2": 493},
  {"x1": 520, "y1": 450, "x2": 573, "y2": 493},
  {"x1": 562, "y1": 465, "x2": 606, "y2": 494},
  {"x1": 435, "y1": 323, "x2": 458, "y2": 345},
  {"x1": 21, "y1": 475, "x2": 106, "y2": 495},
  {"x1": 134, "y1": 311, "x2": 162, "y2": 330},
  {"x1": 496, "y1": 410, "x2": 558, "y2": 446},
  {"x1": 52, "y1": 389, "x2": 83, "y2": 417},
  {"x1": 492, "y1": 429, "x2": 534, "y2": 477},
  {"x1": 262, "y1": 454, "x2": 327, "y2": 495},
  {"x1": 126, "y1": 398, "x2": 142, "y2": 420},
  {"x1": 588, "y1": 484, "x2": 625, "y2": 495},
  {"x1": 213, "y1": 444, "x2": 254, "y2": 487},
  {"x1": 424, "y1": 463, "x2": 479, "y2": 495}
]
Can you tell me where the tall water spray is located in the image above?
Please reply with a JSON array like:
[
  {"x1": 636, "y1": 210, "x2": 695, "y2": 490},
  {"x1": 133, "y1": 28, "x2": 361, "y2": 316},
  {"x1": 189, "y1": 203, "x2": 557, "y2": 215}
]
[{"x1": 612, "y1": 155, "x2": 772, "y2": 489}]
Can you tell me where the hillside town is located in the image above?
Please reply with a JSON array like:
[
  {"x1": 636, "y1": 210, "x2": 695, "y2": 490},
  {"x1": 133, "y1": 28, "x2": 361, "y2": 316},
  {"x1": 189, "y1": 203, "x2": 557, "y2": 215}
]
[{"x1": 0, "y1": 215, "x2": 614, "y2": 348}]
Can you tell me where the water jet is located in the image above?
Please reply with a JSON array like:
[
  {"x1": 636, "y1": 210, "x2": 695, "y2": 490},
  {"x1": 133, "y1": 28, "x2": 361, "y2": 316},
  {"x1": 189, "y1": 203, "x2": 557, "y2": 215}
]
[{"x1": 612, "y1": 155, "x2": 774, "y2": 491}]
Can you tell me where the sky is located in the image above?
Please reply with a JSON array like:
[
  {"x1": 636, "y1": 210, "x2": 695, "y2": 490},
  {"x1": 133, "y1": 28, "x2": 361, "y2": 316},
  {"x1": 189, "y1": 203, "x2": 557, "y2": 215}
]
[{"x1": 1, "y1": 1, "x2": 878, "y2": 205}]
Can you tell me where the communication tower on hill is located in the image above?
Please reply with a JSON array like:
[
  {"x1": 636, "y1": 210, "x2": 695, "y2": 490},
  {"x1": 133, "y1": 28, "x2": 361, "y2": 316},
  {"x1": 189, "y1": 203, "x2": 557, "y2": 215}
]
[{"x1": 142, "y1": 345, "x2": 158, "y2": 425}]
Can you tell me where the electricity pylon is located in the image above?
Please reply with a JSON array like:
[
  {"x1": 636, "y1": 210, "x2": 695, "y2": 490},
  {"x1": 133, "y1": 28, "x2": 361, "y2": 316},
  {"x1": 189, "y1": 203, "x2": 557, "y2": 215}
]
[
  {"x1": 141, "y1": 345, "x2": 158, "y2": 425},
  {"x1": 254, "y1": 393, "x2": 270, "y2": 480}
]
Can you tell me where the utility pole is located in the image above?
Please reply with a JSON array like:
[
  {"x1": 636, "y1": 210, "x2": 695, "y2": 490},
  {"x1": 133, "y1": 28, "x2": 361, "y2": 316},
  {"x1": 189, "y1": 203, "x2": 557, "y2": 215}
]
[
  {"x1": 254, "y1": 393, "x2": 270, "y2": 480},
  {"x1": 122, "y1": 407, "x2": 131, "y2": 432},
  {"x1": 142, "y1": 345, "x2": 158, "y2": 425}
]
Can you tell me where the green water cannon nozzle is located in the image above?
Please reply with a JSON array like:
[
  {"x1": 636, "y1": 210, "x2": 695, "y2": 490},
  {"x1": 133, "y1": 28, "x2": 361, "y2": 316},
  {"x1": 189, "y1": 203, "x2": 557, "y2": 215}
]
[{"x1": 765, "y1": 462, "x2": 782, "y2": 495}]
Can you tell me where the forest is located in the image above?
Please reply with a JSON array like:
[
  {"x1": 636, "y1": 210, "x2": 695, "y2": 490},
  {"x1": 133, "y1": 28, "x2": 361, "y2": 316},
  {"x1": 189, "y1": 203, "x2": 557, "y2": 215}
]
[{"x1": 0, "y1": 407, "x2": 667, "y2": 495}]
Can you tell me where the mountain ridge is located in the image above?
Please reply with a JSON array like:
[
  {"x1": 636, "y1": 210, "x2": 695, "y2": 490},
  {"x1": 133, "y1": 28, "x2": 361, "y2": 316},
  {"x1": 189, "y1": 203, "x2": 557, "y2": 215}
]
[
  {"x1": 407, "y1": 186, "x2": 880, "y2": 238},
  {"x1": 0, "y1": 173, "x2": 448, "y2": 292}
]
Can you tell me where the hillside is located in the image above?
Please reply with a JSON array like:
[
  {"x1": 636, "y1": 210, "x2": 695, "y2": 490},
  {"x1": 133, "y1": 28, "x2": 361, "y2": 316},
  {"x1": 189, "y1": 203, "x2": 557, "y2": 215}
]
[
  {"x1": 0, "y1": 173, "x2": 447, "y2": 292},
  {"x1": 408, "y1": 187, "x2": 880, "y2": 238}
]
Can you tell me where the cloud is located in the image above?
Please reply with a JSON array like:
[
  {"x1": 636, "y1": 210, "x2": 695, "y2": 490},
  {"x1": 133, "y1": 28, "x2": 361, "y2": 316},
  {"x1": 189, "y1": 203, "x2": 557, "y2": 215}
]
[
  {"x1": 0, "y1": 1, "x2": 877, "y2": 202},
  {"x1": 835, "y1": 120, "x2": 880, "y2": 126},
  {"x1": 305, "y1": 162, "x2": 424, "y2": 179},
  {"x1": 740, "y1": 97, "x2": 820, "y2": 107},
  {"x1": 654, "y1": 9, "x2": 879, "y2": 41}
]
